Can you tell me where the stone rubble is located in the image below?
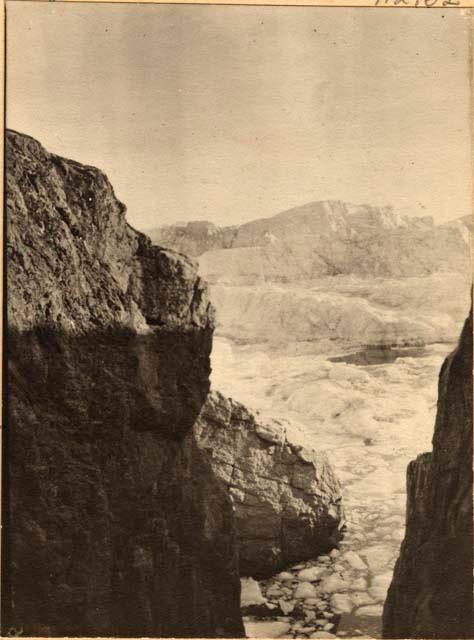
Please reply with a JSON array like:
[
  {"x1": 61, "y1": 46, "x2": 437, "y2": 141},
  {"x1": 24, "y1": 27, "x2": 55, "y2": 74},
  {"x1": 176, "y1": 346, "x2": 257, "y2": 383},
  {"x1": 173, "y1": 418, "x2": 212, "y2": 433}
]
[{"x1": 241, "y1": 513, "x2": 400, "y2": 639}]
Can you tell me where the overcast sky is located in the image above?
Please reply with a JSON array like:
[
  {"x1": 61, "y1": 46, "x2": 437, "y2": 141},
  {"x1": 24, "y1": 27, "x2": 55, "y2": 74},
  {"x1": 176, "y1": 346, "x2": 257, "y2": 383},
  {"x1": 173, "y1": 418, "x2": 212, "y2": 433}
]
[{"x1": 6, "y1": 2, "x2": 472, "y2": 231}]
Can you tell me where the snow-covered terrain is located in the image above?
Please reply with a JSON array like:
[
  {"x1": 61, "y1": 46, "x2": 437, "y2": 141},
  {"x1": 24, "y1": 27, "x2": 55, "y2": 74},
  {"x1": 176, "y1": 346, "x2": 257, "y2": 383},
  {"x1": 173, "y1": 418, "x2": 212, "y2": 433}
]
[
  {"x1": 150, "y1": 201, "x2": 471, "y2": 280},
  {"x1": 207, "y1": 274, "x2": 468, "y2": 346},
  {"x1": 211, "y1": 338, "x2": 458, "y2": 637},
  {"x1": 211, "y1": 336, "x2": 453, "y2": 510},
  {"x1": 151, "y1": 201, "x2": 472, "y2": 637}
]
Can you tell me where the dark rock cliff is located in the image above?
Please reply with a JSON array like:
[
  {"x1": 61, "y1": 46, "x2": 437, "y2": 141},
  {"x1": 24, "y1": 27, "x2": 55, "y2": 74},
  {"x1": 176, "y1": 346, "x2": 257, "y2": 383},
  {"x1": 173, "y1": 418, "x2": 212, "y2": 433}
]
[
  {"x1": 194, "y1": 392, "x2": 344, "y2": 578},
  {"x1": 2, "y1": 130, "x2": 244, "y2": 637},
  {"x1": 382, "y1": 305, "x2": 473, "y2": 638}
]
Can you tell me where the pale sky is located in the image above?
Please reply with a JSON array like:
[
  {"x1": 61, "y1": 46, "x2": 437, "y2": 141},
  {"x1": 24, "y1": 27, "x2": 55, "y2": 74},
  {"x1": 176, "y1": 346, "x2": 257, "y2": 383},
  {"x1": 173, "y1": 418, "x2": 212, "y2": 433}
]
[{"x1": 6, "y1": 2, "x2": 472, "y2": 231}]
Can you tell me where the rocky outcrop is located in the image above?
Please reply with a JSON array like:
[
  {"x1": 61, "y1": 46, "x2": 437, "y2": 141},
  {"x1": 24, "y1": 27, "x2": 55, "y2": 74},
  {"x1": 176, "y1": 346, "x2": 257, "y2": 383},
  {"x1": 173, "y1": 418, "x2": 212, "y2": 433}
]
[
  {"x1": 194, "y1": 392, "x2": 344, "y2": 578},
  {"x1": 382, "y1": 306, "x2": 473, "y2": 639},
  {"x1": 2, "y1": 130, "x2": 244, "y2": 637}
]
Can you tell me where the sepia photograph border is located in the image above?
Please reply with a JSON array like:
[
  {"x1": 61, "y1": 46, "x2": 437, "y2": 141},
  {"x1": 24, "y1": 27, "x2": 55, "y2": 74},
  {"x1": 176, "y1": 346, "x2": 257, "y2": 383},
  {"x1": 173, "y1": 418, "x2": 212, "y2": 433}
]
[{"x1": 1, "y1": 1, "x2": 472, "y2": 639}]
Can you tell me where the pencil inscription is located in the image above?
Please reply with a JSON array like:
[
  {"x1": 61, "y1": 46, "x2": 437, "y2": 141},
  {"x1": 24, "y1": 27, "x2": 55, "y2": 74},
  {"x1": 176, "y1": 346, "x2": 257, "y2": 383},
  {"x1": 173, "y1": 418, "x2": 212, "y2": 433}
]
[{"x1": 374, "y1": 0, "x2": 460, "y2": 6}]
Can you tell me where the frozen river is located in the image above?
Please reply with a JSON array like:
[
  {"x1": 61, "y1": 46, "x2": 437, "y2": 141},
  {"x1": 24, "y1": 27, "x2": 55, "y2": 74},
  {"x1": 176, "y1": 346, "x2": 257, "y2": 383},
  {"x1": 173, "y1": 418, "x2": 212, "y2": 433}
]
[{"x1": 211, "y1": 338, "x2": 453, "y2": 637}]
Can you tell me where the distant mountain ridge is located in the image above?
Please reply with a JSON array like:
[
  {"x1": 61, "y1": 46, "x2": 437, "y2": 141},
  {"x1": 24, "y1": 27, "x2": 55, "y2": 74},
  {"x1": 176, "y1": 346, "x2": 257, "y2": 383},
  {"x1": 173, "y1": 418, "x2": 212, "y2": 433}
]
[
  {"x1": 149, "y1": 219, "x2": 238, "y2": 257},
  {"x1": 148, "y1": 200, "x2": 471, "y2": 282}
]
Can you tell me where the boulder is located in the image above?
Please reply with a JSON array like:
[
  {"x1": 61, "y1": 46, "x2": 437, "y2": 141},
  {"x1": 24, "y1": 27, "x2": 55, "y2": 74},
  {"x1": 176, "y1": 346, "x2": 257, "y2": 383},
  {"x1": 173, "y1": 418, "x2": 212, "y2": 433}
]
[
  {"x1": 329, "y1": 593, "x2": 353, "y2": 614},
  {"x1": 194, "y1": 391, "x2": 344, "y2": 577},
  {"x1": 243, "y1": 619, "x2": 292, "y2": 638},
  {"x1": 240, "y1": 577, "x2": 266, "y2": 607},
  {"x1": 294, "y1": 582, "x2": 318, "y2": 599},
  {"x1": 298, "y1": 567, "x2": 327, "y2": 582},
  {"x1": 342, "y1": 551, "x2": 367, "y2": 571},
  {"x1": 320, "y1": 574, "x2": 350, "y2": 594}
]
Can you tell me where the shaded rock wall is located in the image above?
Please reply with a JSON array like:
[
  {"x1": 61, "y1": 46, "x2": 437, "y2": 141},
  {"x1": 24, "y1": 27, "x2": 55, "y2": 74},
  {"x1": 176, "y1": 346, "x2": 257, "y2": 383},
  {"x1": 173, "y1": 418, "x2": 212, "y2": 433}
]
[
  {"x1": 194, "y1": 391, "x2": 344, "y2": 578},
  {"x1": 382, "y1": 306, "x2": 473, "y2": 639},
  {"x1": 2, "y1": 130, "x2": 244, "y2": 637}
]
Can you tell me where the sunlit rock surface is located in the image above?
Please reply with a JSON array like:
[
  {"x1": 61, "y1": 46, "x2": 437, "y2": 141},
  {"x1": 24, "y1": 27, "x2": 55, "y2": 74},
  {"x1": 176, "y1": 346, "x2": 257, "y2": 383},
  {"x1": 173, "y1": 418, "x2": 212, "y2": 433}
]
[{"x1": 194, "y1": 391, "x2": 344, "y2": 577}]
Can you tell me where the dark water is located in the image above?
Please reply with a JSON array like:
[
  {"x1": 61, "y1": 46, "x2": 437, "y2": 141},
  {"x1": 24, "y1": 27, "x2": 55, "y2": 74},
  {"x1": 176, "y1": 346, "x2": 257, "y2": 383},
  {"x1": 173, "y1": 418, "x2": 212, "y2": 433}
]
[{"x1": 328, "y1": 345, "x2": 426, "y2": 366}]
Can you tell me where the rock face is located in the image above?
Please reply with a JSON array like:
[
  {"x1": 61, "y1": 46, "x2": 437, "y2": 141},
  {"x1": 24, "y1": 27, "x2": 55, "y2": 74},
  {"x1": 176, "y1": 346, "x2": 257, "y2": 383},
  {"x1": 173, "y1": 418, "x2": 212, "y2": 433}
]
[
  {"x1": 194, "y1": 391, "x2": 344, "y2": 578},
  {"x1": 2, "y1": 130, "x2": 244, "y2": 637},
  {"x1": 382, "y1": 306, "x2": 473, "y2": 639}
]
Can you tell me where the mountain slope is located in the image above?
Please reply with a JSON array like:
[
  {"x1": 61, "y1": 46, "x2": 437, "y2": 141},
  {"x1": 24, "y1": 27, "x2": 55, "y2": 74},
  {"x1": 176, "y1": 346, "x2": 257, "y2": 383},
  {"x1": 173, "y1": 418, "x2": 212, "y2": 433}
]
[
  {"x1": 148, "y1": 201, "x2": 470, "y2": 282},
  {"x1": 148, "y1": 202, "x2": 471, "y2": 347}
]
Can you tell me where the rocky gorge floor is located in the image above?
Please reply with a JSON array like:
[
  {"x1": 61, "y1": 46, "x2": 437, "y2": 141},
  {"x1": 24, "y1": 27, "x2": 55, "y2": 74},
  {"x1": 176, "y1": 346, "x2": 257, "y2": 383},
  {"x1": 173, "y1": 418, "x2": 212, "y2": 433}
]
[
  {"x1": 211, "y1": 337, "x2": 458, "y2": 638},
  {"x1": 241, "y1": 518, "x2": 399, "y2": 639}
]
